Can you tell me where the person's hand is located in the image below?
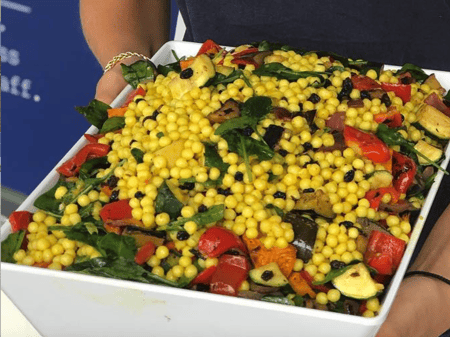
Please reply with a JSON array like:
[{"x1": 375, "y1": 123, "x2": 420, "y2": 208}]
[{"x1": 94, "y1": 56, "x2": 144, "y2": 105}]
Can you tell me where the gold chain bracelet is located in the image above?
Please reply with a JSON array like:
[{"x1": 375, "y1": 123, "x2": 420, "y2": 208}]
[{"x1": 103, "y1": 52, "x2": 151, "y2": 73}]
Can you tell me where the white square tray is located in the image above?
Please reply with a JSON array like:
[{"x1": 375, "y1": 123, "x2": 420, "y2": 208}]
[{"x1": 2, "y1": 41, "x2": 450, "y2": 337}]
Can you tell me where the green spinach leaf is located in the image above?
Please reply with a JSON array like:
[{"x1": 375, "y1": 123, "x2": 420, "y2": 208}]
[
  {"x1": 157, "y1": 62, "x2": 181, "y2": 76},
  {"x1": 203, "y1": 142, "x2": 230, "y2": 173},
  {"x1": 261, "y1": 295, "x2": 295, "y2": 306},
  {"x1": 79, "y1": 156, "x2": 110, "y2": 180},
  {"x1": 33, "y1": 180, "x2": 75, "y2": 217},
  {"x1": 158, "y1": 204, "x2": 225, "y2": 232},
  {"x1": 253, "y1": 63, "x2": 327, "y2": 86},
  {"x1": 312, "y1": 264, "x2": 354, "y2": 285},
  {"x1": 396, "y1": 63, "x2": 428, "y2": 83},
  {"x1": 100, "y1": 116, "x2": 125, "y2": 134},
  {"x1": 131, "y1": 148, "x2": 145, "y2": 163},
  {"x1": 1, "y1": 230, "x2": 26, "y2": 263},
  {"x1": 154, "y1": 181, "x2": 184, "y2": 220},
  {"x1": 121, "y1": 60, "x2": 157, "y2": 89},
  {"x1": 75, "y1": 99, "x2": 111, "y2": 130}
]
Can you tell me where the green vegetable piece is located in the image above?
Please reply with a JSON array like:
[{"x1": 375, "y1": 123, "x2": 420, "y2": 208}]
[
  {"x1": 249, "y1": 262, "x2": 289, "y2": 287},
  {"x1": 312, "y1": 264, "x2": 354, "y2": 285},
  {"x1": 396, "y1": 63, "x2": 428, "y2": 83},
  {"x1": 261, "y1": 295, "x2": 295, "y2": 306},
  {"x1": 154, "y1": 181, "x2": 184, "y2": 220},
  {"x1": 121, "y1": 60, "x2": 157, "y2": 89},
  {"x1": 1, "y1": 230, "x2": 26, "y2": 263},
  {"x1": 75, "y1": 99, "x2": 111, "y2": 129},
  {"x1": 203, "y1": 142, "x2": 230, "y2": 173},
  {"x1": 131, "y1": 148, "x2": 145, "y2": 164},
  {"x1": 253, "y1": 63, "x2": 326, "y2": 86},
  {"x1": 100, "y1": 116, "x2": 125, "y2": 134},
  {"x1": 158, "y1": 204, "x2": 225, "y2": 232},
  {"x1": 293, "y1": 295, "x2": 304, "y2": 307},
  {"x1": 157, "y1": 62, "x2": 181, "y2": 77},
  {"x1": 79, "y1": 156, "x2": 110, "y2": 180},
  {"x1": 33, "y1": 180, "x2": 75, "y2": 217},
  {"x1": 265, "y1": 204, "x2": 285, "y2": 217}
]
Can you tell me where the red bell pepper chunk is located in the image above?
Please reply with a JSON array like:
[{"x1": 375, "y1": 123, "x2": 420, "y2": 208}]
[
  {"x1": 121, "y1": 86, "x2": 146, "y2": 108},
  {"x1": 392, "y1": 151, "x2": 417, "y2": 194},
  {"x1": 99, "y1": 199, "x2": 133, "y2": 223},
  {"x1": 134, "y1": 241, "x2": 156, "y2": 265},
  {"x1": 9, "y1": 211, "x2": 33, "y2": 233},
  {"x1": 299, "y1": 270, "x2": 330, "y2": 293},
  {"x1": 351, "y1": 74, "x2": 382, "y2": 91},
  {"x1": 198, "y1": 227, "x2": 247, "y2": 258},
  {"x1": 374, "y1": 110, "x2": 403, "y2": 128},
  {"x1": 365, "y1": 187, "x2": 400, "y2": 211},
  {"x1": 424, "y1": 93, "x2": 450, "y2": 118},
  {"x1": 364, "y1": 230, "x2": 406, "y2": 275},
  {"x1": 380, "y1": 83, "x2": 411, "y2": 104},
  {"x1": 197, "y1": 39, "x2": 221, "y2": 56},
  {"x1": 191, "y1": 265, "x2": 217, "y2": 285},
  {"x1": 57, "y1": 143, "x2": 110, "y2": 177},
  {"x1": 231, "y1": 47, "x2": 259, "y2": 58},
  {"x1": 343, "y1": 126, "x2": 391, "y2": 163},
  {"x1": 84, "y1": 133, "x2": 104, "y2": 144},
  {"x1": 210, "y1": 254, "x2": 250, "y2": 296}
]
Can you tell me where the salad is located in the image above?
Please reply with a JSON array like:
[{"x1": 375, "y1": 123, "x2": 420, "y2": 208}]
[{"x1": 3, "y1": 39, "x2": 450, "y2": 317}]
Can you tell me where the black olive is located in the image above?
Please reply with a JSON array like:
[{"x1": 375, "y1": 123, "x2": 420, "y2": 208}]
[
  {"x1": 360, "y1": 90, "x2": 371, "y2": 99},
  {"x1": 330, "y1": 260, "x2": 347, "y2": 269},
  {"x1": 263, "y1": 125, "x2": 284, "y2": 149},
  {"x1": 108, "y1": 176, "x2": 119, "y2": 189},
  {"x1": 134, "y1": 191, "x2": 145, "y2": 199},
  {"x1": 134, "y1": 98, "x2": 144, "y2": 103},
  {"x1": 234, "y1": 171, "x2": 244, "y2": 181},
  {"x1": 179, "y1": 182, "x2": 195, "y2": 190},
  {"x1": 198, "y1": 204, "x2": 208, "y2": 213},
  {"x1": 273, "y1": 191, "x2": 286, "y2": 199},
  {"x1": 238, "y1": 64, "x2": 246, "y2": 70},
  {"x1": 339, "y1": 221, "x2": 354, "y2": 228},
  {"x1": 241, "y1": 127, "x2": 254, "y2": 137},
  {"x1": 180, "y1": 68, "x2": 194, "y2": 79},
  {"x1": 217, "y1": 188, "x2": 232, "y2": 196},
  {"x1": 344, "y1": 170, "x2": 355, "y2": 182},
  {"x1": 109, "y1": 190, "x2": 119, "y2": 202},
  {"x1": 278, "y1": 149, "x2": 288, "y2": 157},
  {"x1": 381, "y1": 93, "x2": 391, "y2": 107},
  {"x1": 323, "y1": 79, "x2": 332, "y2": 88},
  {"x1": 303, "y1": 142, "x2": 313, "y2": 151},
  {"x1": 196, "y1": 283, "x2": 210, "y2": 292},
  {"x1": 176, "y1": 231, "x2": 190, "y2": 241},
  {"x1": 189, "y1": 249, "x2": 205, "y2": 259},
  {"x1": 261, "y1": 270, "x2": 274, "y2": 281},
  {"x1": 338, "y1": 78, "x2": 353, "y2": 101},
  {"x1": 303, "y1": 188, "x2": 315, "y2": 193},
  {"x1": 307, "y1": 93, "x2": 321, "y2": 103}
]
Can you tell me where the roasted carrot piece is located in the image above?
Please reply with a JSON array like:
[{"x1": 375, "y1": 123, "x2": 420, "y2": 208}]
[
  {"x1": 180, "y1": 57, "x2": 194, "y2": 70},
  {"x1": 107, "y1": 107, "x2": 128, "y2": 118},
  {"x1": 101, "y1": 185, "x2": 113, "y2": 197},
  {"x1": 288, "y1": 272, "x2": 316, "y2": 298}
]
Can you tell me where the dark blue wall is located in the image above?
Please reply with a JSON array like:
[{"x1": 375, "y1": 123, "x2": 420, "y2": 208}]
[{"x1": 1, "y1": 0, "x2": 178, "y2": 195}]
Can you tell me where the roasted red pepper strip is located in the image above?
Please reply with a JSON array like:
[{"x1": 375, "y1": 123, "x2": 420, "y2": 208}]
[
  {"x1": 231, "y1": 47, "x2": 259, "y2": 58},
  {"x1": 343, "y1": 126, "x2": 391, "y2": 163},
  {"x1": 57, "y1": 143, "x2": 110, "y2": 177},
  {"x1": 364, "y1": 230, "x2": 406, "y2": 275},
  {"x1": 392, "y1": 151, "x2": 417, "y2": 194},
  {"x1": 210, "y1": 254, "x2": 250, "y2": 296},
  {"x1": 380, "y1": 83, "x2": 411, "y2": 104},
  {"x1": 365, "y1": 187, "x2": 400, "y2": 211},
  {"x1": 196, "y1": 39, "x2": 221, "y2": 56},
  {"x1": 374, "y1": 110, "x2": 403, "y2": 128},
  {"x1": 231, "y1": 58, "x2": 258, "y2": 68},
  {"x1": 191, "y1": 265, "x2": 217, "y2": 285},
  {"x1": 84, "y1": 133, "x2": 104, "y2": 144},
  {"x1": 299, "y1": 270, "x2": 330, "y2": 293},
  {"x1": 134, "y1": 241, "x2": 156, "y2": 265},
  {"x1": 99, "y1": 199, "x2": 133, "y2": 223},
  {"x1": 9, "y1": 211, "x2": 33, "y2": 233},
  {"x1": 351, "y1": 74, "x2": 382, "y2": 91},
  {"x1": 198, "y1": 227, "x2": 247, "y2": 258},
  {"x1": 121, "y1": 86, "x2": 146, "y2": 108}
]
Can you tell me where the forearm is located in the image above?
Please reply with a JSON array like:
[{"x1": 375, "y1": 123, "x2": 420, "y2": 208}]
[
  {"x1": 378, "y1": 203, "x2": 450, "y2": 337},
  {"x1": 80, "y1": 0, "x2": 170, "y2": 68}
]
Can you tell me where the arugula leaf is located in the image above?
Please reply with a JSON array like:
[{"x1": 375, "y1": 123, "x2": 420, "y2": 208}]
[
  {"x1": 396, "y1": 63, "x2": 429, "y2": 83},
  {"x1": 253, "y1": 63, "x2": 327, "y2": 86},
  {"x1": 203, "y1": 142, "x2": 230, "y2": 173},
  {"x1": 1, "y1": 230, "x2": 26, "y2": 263},
  {"x1": 121, "y1": 60, "x2": 157, "y2": 89},
  {"x1": 33, "y1": 180, "x2": 75, "y2": 217},
  {"x1": 154, "y1": 181, "x2": 184, "y2": 220},
  {"x1": 178, "y1": 177, "x2": 221, "y2": 188},
  {"x1": 266, "y1": 204, "x2": 285, "y2": 217},
  {"x1": 100, "y1": 116, "x2": 125, "y2": 134},
  {"x1": 66, "y1": 257, "x2": 181, "y2": 287},
  {"x1": 222, "y1": 131, "x2": 274, "y2": 162},
  {"x1": 79, "y1": 156, "x2": 110, "y2": 180},
  {"x1": 131, "y1": 148, "x2": 145, "y2": 163},
  {"x1": 205, "y1": 69, "x2": 251, "y2": 87},
  {"x1": 158, "y1": 204, "x2": 225, "y2": 232},
  {"x1": 312, "y1": 264, "x2": 354, "y2": 285},
  {"x1": 75, "y1": 99, "x2": 110, "y2": 129},
  {"x1": 157, "y1": 61, "x2": 181, "y2": 76}
]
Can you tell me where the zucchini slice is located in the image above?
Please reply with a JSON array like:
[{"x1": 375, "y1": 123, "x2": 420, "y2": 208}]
[
  {"x1": 249, "y1": 262, "x2": 289, "y2": 287},
  {"x1": 367, "y1": 170, "x2": 393, "y2": 190},
  {"x1": 414, "y1": 140, "x2": 443, "y2": 165},
  {"x1": 332, "y1": 263, "x2": 384, "y2": 300},
  {"x1": 416, "y1": 104, "x2": 450, "y2": 140}
]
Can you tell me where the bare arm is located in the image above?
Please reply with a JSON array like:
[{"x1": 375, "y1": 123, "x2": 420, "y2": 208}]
[
  {"x1": 80, "y1": 0, "x2": 170, "y2": 104},
  {"x1": 377, "y1": 203, "x2": 450, "y2": 337}
]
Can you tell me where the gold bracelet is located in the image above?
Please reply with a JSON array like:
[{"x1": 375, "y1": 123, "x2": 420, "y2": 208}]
[{"x1": 103, "y1": 52, "x2": 151, "y2": 73}]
